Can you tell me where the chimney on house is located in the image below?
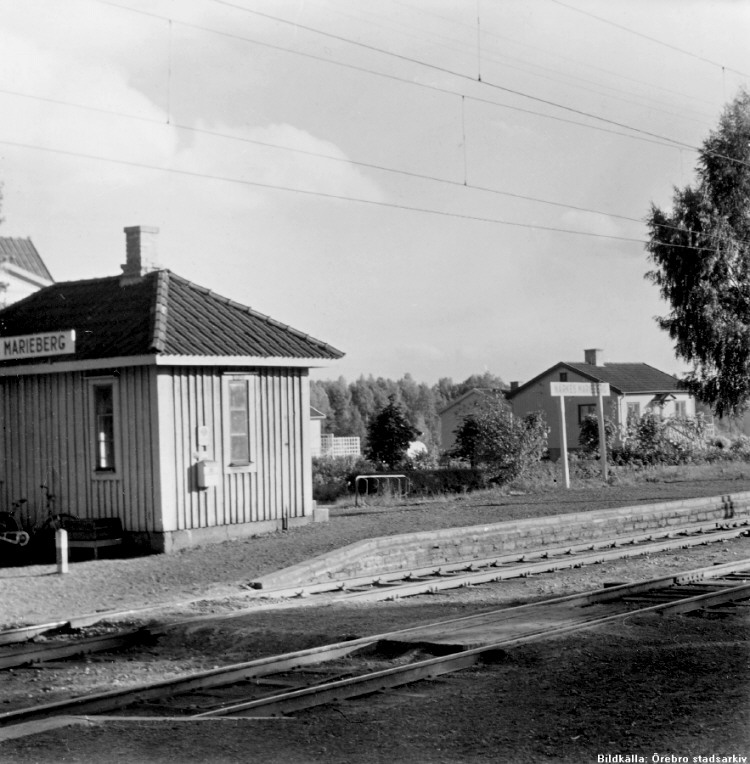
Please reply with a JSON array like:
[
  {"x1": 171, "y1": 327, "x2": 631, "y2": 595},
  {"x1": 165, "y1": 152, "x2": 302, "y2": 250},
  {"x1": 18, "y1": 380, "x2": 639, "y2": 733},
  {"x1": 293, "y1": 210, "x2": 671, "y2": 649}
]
[
  {"x1": 584, "y1": 348, "x2": 604, "y2": 366},
  {"x1": 510, "y1": 381, "x2": 520, "y2": 391},
  {"x1": 121, "y1": 226, "x2": 159, "y2": 283}
]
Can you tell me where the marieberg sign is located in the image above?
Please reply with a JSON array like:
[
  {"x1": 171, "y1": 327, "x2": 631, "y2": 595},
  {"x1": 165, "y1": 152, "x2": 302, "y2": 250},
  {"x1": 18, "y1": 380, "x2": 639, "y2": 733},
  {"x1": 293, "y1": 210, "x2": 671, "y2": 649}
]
[{"x1": 1, "y1": 330, "x2": 76, "y2": 361}]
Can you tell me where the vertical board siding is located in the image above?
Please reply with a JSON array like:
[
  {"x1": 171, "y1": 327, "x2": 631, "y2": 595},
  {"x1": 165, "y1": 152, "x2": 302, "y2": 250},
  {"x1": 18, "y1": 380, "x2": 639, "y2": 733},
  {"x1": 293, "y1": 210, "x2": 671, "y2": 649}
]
[
  {"x1": 0, "y1": 368, "x2": 159, "y2": 533},
  {"x1": 158, "y1": 366, "x2": 308, "y2": 531},
  {"x1": 1, "y1": 364, "x2": 311, "y2": 537}
]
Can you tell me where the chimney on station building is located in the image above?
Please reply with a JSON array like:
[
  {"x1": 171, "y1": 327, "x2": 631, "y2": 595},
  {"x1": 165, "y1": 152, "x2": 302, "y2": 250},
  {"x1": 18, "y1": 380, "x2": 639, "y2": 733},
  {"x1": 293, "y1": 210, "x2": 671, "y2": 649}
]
[
  {"x1": 584, "y1": 348, "x2": 604, "y2": 366},
  {"x1": 121, "y1": 226, "x2": 160, "y2": 284}
]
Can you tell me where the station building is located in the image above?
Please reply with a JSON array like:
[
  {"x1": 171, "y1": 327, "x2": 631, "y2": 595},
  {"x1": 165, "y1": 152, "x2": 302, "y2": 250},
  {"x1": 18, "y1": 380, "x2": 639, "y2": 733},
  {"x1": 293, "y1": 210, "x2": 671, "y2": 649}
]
[{"x1": 0, "y1": 226, "x2": 343, "y2": 553}]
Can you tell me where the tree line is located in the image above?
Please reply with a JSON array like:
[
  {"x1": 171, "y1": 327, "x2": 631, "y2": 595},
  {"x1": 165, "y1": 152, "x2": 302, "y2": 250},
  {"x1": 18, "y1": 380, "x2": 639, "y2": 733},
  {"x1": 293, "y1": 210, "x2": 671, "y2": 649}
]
[{"x1": 310, "y1": 371, "x2": 506, "y2": 451}]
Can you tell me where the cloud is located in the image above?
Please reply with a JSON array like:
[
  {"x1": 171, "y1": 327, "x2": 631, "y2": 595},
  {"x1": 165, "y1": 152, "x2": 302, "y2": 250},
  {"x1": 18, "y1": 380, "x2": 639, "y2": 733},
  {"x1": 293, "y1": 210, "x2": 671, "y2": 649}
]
[
  {"x1": 172, "y1": 122, "x2": 384, "y2": 210},
  {"x1": 559, "y1": 209, "x2": 628, "y2": 240}
]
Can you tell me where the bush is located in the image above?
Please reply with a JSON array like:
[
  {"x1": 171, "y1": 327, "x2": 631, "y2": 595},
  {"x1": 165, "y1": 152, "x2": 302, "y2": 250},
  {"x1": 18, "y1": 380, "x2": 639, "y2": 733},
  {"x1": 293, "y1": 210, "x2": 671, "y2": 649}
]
[
  {"x1": 407, "y1": 468, "x2": 488, "y2": 496},
  {"x1": 312, "y1": 455, "x2": 374, "y2": 503},
  {"x1": 451, "y1": 395, "x2": 549, "y2": 484}
]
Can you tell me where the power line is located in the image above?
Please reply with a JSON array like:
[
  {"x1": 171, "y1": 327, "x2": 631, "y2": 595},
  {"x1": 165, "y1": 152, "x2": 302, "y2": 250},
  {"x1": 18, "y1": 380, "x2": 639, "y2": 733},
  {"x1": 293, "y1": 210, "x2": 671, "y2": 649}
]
[
  {"x1": 89, "y1": 0, "x2": 723, "y2": 158},
  {"x1": 0, "y1": 83, "x2": 697, "y2": 239},
  {"x1": 0, "y1": 137, "x2": 731, "y2": 255},
  {"x1": 207, "y1": 0, "x2": 698, "y2": 149},
  {"x1": 388, "y1": 0, "x2": 719, "y2": 119},
  {"x1": 548, "y1": 0, "x2": 750, "y2": 80},
  {"x1": 196, "y1": 0, "x2": 750, "y2": 170}
]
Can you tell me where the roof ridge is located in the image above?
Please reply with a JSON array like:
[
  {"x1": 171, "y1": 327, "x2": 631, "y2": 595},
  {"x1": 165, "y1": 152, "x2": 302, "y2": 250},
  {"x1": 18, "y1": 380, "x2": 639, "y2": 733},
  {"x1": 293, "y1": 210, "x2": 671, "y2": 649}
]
[{"x1": 151, "y1": 270, "x2": 170, "y2": 352}]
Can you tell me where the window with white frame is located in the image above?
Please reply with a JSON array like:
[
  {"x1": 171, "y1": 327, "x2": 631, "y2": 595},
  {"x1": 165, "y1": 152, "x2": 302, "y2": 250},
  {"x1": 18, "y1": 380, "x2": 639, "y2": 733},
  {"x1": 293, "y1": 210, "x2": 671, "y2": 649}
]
[
  {"x1": 223, "y1": 374, "x2": 257, "y2": 470},
  {"x1": 89, "y1": 378, "x2": 118, "y2": 474},
  {"x1": 675, "y1": 400, "x2": 687, "y2": 418}
]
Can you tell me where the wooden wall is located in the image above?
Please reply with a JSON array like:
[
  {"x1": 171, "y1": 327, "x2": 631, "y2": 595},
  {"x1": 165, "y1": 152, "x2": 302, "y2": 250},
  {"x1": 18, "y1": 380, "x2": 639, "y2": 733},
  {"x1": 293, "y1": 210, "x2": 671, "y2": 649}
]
[
  {"x1": 0, "y1": 364, "x2": 312, "y2": 535},
  {"x1": 154, "y1": 366, "x2": 311, "y2": 532},
  {"x1": 0, "y1": 366, "x2": 159, "y2": 531}
]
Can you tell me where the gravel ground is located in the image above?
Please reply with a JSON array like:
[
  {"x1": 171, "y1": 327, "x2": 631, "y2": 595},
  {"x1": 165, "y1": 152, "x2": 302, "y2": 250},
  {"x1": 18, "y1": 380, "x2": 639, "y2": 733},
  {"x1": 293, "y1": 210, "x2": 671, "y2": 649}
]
[
  {"x1": 1, "y1": 477, "x2": 749, "y2": 763},
  {"x1": 2, "y1": 477, "x2": 750, "y2": 628}
]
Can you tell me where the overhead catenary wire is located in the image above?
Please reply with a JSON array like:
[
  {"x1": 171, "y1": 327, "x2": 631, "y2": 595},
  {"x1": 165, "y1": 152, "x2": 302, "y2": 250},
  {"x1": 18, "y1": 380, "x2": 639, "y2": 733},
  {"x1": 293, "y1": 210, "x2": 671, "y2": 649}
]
[
  {"x1": 0, "y1": 81, "x2": 731, "y2": 247},
  {"x1": 363, "y1": 0, "x2": 719, "y2": 126},
  {"x1": 390, "y1": 0, "x2": 720, "y2": 111},
  {"x1": 203, "y1": 0, "x2": 750, "y2": 169},
  {"x1": 5, "y1": 0, "x2": 743, "y2": 250},
  {"x1": 548, "y1": 0, "x2": 750, "y2": 81},
  {"x1": 0, "y1": 137, "x2": 733, "y2": 256},
  {"x1": 89, "y1": 0, "x2": 750, "y2": 174}
]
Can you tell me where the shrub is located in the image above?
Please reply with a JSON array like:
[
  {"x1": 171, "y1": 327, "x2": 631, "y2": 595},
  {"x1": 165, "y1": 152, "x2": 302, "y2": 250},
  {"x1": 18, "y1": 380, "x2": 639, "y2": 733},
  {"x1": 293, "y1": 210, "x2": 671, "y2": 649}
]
[
  {"x1": 578, "y1": 414, "x2": 617, "y2": 457},
  {"x1": 312, "y1": 455, "x2": 374, "y2": 503},
  {"x1": 450, "y1": 395, "x2": 549, "y2": 484},
  {"x1": 406, "y1": 468, "x2": 488, "y2": 496}
]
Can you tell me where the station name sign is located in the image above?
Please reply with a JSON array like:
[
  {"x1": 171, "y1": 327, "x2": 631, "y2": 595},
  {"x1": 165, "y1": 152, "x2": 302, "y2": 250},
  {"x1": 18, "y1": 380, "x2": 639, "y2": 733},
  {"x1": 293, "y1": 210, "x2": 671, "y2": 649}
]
[
  {"x1": 550, "y1": 381, "x2": 610, "y2": 397},
  {"x1": 1, "y1": 330, "x2": 76, "y2": 361}
]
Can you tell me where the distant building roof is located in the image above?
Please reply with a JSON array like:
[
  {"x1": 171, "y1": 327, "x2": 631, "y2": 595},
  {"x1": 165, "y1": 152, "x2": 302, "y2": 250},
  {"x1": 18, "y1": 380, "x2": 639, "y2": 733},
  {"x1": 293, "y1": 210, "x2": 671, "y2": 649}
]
[
  {"x1": 506, "y1": 361, "x2": 684, "y2": 398},
  {"x1": 438, "y1": 387, "x2": 507, "y2": 416},
  {"x1": 0, "y1": 237, "x2": 53, "y2": 282},
  {"x1": 0, "y1": 269, "x2": 344, "y2": 366}
]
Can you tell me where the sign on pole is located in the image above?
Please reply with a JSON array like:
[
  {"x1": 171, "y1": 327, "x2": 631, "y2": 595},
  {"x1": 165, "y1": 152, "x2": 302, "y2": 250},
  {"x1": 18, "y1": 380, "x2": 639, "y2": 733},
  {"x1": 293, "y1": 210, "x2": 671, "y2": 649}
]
[
  {"x1": 550, "y1": 382, "x2": 610, "y2": 397},
  {"x1": 549, "y1": 381, "x2": 611, "y2": 488}
]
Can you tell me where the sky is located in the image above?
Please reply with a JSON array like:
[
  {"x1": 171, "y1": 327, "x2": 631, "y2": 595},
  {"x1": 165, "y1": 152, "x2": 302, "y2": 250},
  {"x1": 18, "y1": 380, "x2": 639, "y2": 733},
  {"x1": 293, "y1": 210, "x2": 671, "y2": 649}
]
[{"x1": 0, "y1": 0, "x2": 748, "y2": 387}]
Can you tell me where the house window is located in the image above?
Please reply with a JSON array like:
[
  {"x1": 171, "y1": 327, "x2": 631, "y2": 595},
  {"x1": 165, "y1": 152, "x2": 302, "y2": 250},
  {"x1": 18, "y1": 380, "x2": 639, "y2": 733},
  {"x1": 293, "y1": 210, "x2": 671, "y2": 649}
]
[
  {"x1": 559, "y1": 372, "x2": 568, "y2": 382},
  {"x1": 89, "y1": 378, "x2": 118, "y2": 474},
  {"x1": 627, "y1": 402, "x2": 641, "y2": 421},
  {"x1": 223, "y1": 374, "x2": 257, "y2": 471},
  {"x1": 229, "y1": 380, "x2": 250, "y2": 464},
  {"x1": 675, "y1": 400, "x2": 687, "y2": 418},
  {"x1": 578, "y1": 404, "x2": 596, "y2": 424}
]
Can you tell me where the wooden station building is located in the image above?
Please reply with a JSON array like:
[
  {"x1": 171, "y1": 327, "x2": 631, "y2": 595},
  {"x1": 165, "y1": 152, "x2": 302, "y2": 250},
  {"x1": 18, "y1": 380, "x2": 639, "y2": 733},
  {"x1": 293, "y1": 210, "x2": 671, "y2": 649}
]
[{"x1": 0, "y1": 227, "x2": 343, "y2": 553}]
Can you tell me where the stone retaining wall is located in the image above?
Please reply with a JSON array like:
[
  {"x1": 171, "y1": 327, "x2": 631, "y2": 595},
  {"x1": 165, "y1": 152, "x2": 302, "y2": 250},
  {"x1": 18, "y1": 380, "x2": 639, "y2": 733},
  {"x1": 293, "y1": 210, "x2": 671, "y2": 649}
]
[{"x1": 252, "y1": 492, "x2": 750, "y2": 589}]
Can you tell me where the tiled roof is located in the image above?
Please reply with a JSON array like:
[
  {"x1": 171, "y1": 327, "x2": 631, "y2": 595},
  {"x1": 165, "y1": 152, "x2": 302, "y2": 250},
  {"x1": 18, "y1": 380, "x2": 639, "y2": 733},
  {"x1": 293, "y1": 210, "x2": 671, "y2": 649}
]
[
  {"x1": 0, "y1": 270, "x2": 343, "y2": 365},
  {"x1": 564, "y1": 362, "x2": 683, "y2": 393},
  {"x1": 0, "y1": 237, "x2": 53, "y2": 281},
  {"x1": 506, "y1": 361, "x2": 684, "y2": 398}
]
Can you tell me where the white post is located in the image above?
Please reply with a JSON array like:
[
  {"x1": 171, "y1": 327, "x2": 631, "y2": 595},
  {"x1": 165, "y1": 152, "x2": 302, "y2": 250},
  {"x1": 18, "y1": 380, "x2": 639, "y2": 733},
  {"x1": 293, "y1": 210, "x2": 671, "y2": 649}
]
[
  {"x1": 56, "y1": 528, "x2": 69, "y2": 575},
  {"x1": 559, "y1": 395, "x2": 570, "y2": 489},
  {"x1": 597, "y1": 387, "x2": 608, "y2": 482}
]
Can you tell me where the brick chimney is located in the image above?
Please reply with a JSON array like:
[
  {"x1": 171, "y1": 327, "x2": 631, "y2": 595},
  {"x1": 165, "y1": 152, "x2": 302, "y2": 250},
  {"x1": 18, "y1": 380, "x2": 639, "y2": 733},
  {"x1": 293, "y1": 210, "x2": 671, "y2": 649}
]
[
  {"x1": 584, "y1": 348, "x2": 604, "y2": 366},
  {"x1": 121, "y1": 226, "x2": 159, "y2": 283}
]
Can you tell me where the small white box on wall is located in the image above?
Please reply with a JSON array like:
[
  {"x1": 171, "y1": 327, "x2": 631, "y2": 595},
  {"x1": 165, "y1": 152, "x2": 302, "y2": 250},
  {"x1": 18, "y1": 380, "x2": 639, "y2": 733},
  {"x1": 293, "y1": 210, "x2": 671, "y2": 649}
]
[{"x1": 196, "y1": 459, "x2": 221, "y2": 489}]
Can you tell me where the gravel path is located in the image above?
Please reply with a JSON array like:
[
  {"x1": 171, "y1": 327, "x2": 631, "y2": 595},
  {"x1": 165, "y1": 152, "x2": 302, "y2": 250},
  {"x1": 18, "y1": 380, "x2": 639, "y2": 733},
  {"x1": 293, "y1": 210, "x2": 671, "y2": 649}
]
[{"x1": 1, "y1": 478, "x2": 748, "y2": 629}]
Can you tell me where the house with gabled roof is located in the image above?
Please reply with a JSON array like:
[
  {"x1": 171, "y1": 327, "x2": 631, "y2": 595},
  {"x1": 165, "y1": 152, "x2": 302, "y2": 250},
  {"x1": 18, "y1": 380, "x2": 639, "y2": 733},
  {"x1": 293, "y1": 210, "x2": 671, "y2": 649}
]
[
  {"x1": 506, "y1": 348, "x2": 695, "y2": 459},
  {"x1": 0, "y1": 236, "x2": 54, "y2": 306},
  {"x1": 0, "y1": 226, "x2": 343, "y2": 553}
]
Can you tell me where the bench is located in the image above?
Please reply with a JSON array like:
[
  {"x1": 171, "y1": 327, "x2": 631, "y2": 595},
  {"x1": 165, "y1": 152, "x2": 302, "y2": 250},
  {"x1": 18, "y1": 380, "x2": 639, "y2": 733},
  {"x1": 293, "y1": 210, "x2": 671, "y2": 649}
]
[{"x1": 64, "y1": 518, "x2": 124, "y2": 559}]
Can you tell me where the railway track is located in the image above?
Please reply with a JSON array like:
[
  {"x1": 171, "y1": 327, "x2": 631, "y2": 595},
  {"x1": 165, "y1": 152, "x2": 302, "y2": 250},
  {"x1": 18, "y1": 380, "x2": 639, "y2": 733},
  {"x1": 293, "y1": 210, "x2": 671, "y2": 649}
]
[
  {"x1": 0, "y1": 518, "x2": 747, "y2": 672},
  {"x1": 1, "y1": 556, "x2": 749, "y2": 740}
]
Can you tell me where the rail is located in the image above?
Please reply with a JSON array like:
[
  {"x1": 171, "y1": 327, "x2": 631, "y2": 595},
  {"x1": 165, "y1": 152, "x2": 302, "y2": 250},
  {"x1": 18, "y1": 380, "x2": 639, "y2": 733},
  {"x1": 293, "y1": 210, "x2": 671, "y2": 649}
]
[{"x1": 2, "y1": 557, "x2": 750, "y2": 733}]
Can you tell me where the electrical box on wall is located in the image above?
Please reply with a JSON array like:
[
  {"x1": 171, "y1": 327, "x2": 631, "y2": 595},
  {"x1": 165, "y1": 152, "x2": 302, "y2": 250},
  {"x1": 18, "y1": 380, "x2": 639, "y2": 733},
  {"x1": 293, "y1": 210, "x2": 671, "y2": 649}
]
[{"x1": 196, "y1": 459, "x2": 220, "y2": 489}]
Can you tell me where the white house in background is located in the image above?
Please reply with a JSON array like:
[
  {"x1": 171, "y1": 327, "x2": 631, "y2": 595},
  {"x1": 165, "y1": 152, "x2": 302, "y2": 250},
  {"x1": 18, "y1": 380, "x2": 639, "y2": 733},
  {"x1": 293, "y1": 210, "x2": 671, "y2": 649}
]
[
  {"x1": 309, "y1": 407, "x2": 361, "y2": 458},
  {"x1": 310, "y1": 407, "x2": 326, "y2": 456},
  {"x1": 0, "y1": 237, "x2": 54, "y2": 306},
  {"x1": 506, "y1": 349, "x2": 697, "y2": 459}
]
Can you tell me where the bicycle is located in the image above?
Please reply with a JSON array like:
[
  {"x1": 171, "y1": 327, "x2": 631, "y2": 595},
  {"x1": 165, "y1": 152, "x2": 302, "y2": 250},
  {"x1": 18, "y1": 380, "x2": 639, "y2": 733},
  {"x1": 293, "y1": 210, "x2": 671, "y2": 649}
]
[{"x1": 0, "y1": 491, "x2": 30, "y2": 549}]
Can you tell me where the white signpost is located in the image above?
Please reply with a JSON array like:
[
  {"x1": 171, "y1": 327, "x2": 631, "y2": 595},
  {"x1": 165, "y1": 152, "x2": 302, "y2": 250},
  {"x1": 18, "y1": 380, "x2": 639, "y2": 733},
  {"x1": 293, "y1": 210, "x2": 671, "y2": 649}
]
[{"x1": 550, "y1": 381, "x2": 611, "y2": 489}]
